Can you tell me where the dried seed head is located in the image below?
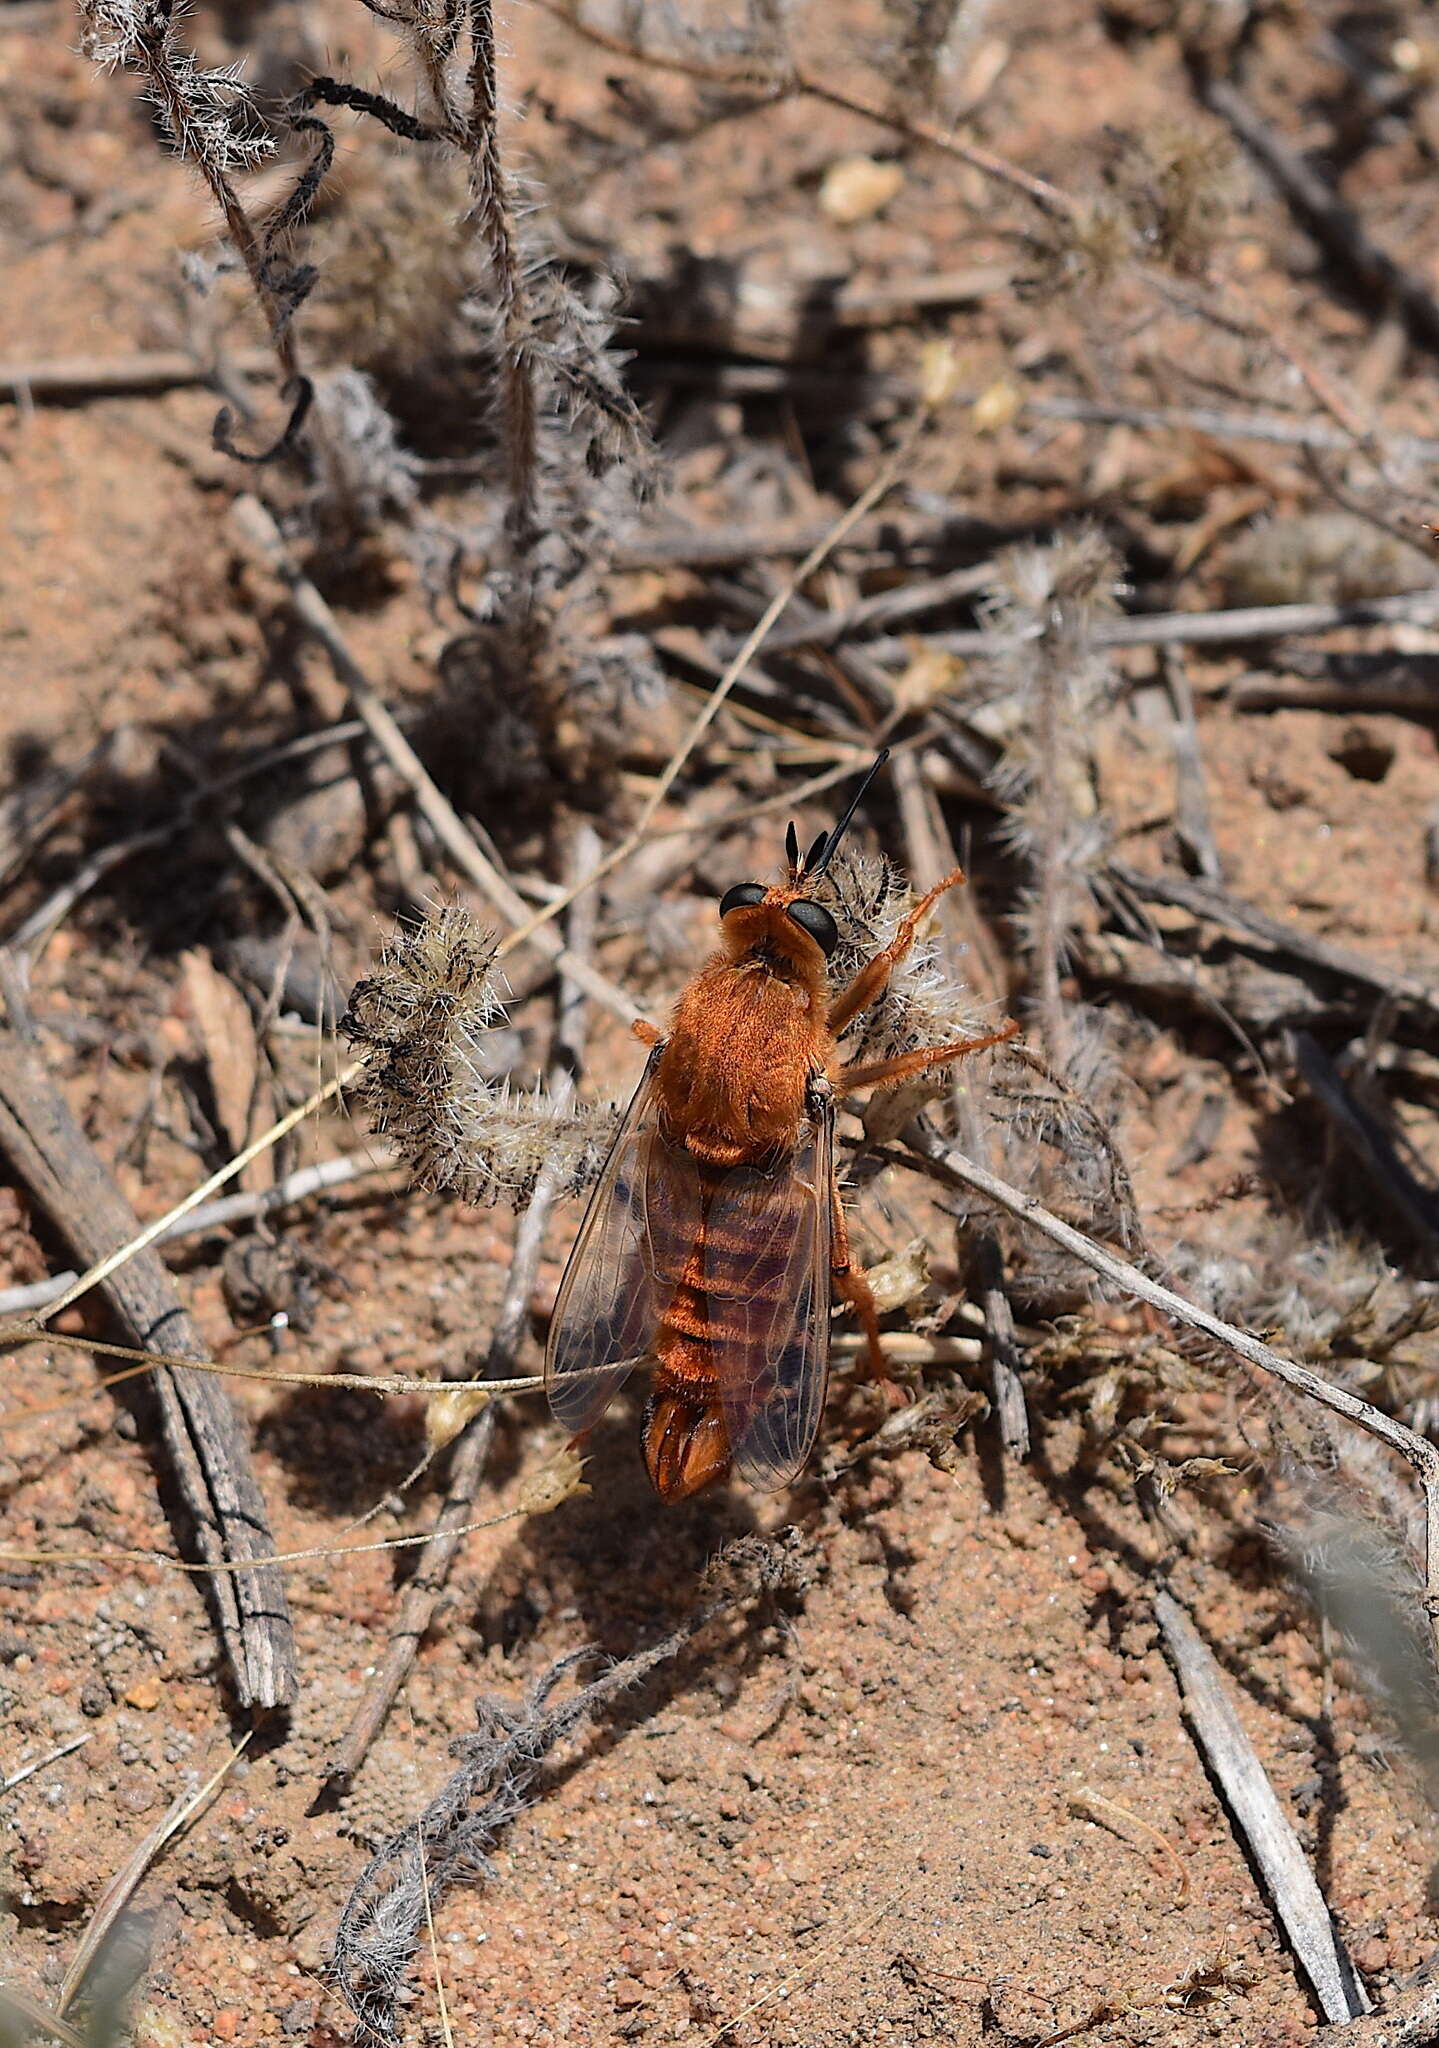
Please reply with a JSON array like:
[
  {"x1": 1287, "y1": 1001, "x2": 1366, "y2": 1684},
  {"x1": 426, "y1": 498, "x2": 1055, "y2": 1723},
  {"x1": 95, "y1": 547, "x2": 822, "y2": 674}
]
[
  {"x1": 79, "y1": 0, "x2": 273, "y2": 175},
  {"x1": 517, "y1": 1445, "x2": 590, "y2": 1515},
  {"x1": 1109, "y1": 119, "x2": 1242, "y2": 278},
  {"x1": 345, "y1": 905, "x2": 617, "y2": 1205},
  {"x1": 812, "y1": 847, "x2": 998, "y2": 1076}
]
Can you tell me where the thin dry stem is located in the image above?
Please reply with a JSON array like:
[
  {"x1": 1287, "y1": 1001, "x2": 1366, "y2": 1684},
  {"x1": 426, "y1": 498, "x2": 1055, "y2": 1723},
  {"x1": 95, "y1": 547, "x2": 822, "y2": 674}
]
[
  {"x1": 896, "y1": 1125, "x2": 1439, "y2": 1670},
  {"x1": 497, "y1": 380, "x2": 953, "y2": 959}
]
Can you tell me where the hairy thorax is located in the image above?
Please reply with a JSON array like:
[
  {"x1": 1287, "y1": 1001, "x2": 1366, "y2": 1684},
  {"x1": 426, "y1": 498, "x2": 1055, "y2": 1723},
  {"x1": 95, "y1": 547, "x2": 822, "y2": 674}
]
[{"x1": 658, "y1": 954, "x2": 827, "y2": 1165}]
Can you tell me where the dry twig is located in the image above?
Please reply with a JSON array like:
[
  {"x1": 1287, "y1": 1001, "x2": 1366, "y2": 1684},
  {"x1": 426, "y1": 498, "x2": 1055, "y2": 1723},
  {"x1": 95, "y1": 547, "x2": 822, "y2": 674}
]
[
  {"x1": 0, "y1": 1019, "x2": 296, "y2": 1707},
  {"x1": 1154, "y1": 1591, "x2": 1369, "y2": 2023}
]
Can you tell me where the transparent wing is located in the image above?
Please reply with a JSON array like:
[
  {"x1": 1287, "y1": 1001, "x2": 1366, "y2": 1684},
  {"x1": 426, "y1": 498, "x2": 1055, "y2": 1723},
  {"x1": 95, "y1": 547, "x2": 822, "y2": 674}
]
[
  {"x1": 544, "y1": 1052, "x2": 664, "y2": 1437},
  {"x1": 705, "y1": 1105, "x2": 833, "y2": 1491}
]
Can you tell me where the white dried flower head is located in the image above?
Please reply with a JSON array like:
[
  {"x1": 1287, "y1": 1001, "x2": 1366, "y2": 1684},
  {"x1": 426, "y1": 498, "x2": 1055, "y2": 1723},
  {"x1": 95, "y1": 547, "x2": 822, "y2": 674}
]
[
  {"x1": 79, "y1": 0, "x2": 272, "y2": 175},
  {"x1": 344, "y1": 905, "x2": 617, "y2": 1204},
  {"x1": 77, "y1": 0, "x2": 146, "y2": 68},
  {"x1": 1220, "y1": 511, "x2": 1423, "y2": 609},
  {"x1": 308, "y1": 368, "x2": 418, "y2": 538},
  {"x1": 981, "y1": 528, "x2": 1123, "y2": 1073},
  {"x1": 811, "y1": 847, "x2": 995, "y2": 1072}
]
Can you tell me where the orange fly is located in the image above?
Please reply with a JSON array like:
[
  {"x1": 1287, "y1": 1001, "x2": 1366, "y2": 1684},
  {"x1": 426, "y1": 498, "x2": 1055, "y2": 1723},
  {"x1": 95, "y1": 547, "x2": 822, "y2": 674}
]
[{"x1": 545, "y1": 753, "x2": 1019, "y2": 1501}]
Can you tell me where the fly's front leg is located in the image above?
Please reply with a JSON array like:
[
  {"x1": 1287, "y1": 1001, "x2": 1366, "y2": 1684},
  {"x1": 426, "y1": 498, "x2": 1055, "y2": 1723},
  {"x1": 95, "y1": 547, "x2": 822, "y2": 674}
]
[
  {"x1": 826, "y1": 867, "x2": 968, "y2": 1036},
  {"x1": 838, "y1": 1017, "x2": 1021, "y2": 1096}
]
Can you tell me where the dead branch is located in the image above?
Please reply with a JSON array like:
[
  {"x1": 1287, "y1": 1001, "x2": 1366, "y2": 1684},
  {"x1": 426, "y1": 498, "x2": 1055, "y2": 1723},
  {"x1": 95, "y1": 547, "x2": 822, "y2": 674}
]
[
  {"x1": 0, "y1": 1024, "x2": 296, "y2": 1707},
  {"x1": 0, "y1": 1146, "x2": 401, "y2": 1318},
  {"x1": 1154, "y1": 1591, "x2": 1370, "y2": 2023},
  {"x1": 612, "y1": 507, "x2": 1009, "y2": 574},
  {"x1": 1290, "y1": 1032, "x2": 1439, "y2": 1269},
  {"x1": 1162, "y1": 651, "x2": 1224, "y2": 884},
  {"x1": 1108, "y1": 864, "x2": 1439, "y2": 1028},
  {"x1": 864, "y1": 585, "x2": 1439, "y2": 667},
  {"x1": 0, "y1": 345, "x2": 275, "y2": 402}
]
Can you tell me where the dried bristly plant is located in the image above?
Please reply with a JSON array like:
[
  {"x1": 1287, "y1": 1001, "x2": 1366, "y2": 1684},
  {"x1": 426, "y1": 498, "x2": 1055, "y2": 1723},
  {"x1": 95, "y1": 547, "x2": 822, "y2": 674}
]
[
  {"x1": 811, "y1": 844, "x2": 1139, "y2": 1314},
  {"x1": 1108, "y1": 118, "x2": 1242, "y2": 279},
  {"x1": 1267, "y1": 1453, "x2": 1439, "y2": 1813},
  {"x1": 1023, "y1": 116, "x2": 1241, "y2": 297},
  {"x1": 78, "y1": 0, "x2": 321, "y2": 459},
  {"x1": 812, "y1": 845, "x2": 1001, "y2": 1077},
  {"x1": 1173, "y1": 1221, "x2": 1439, "y2": 1809},
  {"x1": 306, "y1": 368, "x2": 420, "y2": 556},
  {"x1": 982, "y1": 1035, "x2": 1145, "y2": 1313},
  {"x1": 1166, "y1": 1222, "x2": 1439, "y2": 1427},
  {"x1": 983, "y1": 526, "x2": 1121, "y2": 1076},
  {"x1": 331, "y1": 1534, "x2": 804, "y2": 2039},
  {"x1": 1218, "y1": 509, "x2": 1426, "y2": 608},
  {"x1": 287, "y1": 0, "x2": 659, "y2": 799},
  {"x1": 313, "y1": 148, "x2": 477, "y2": 381},
  {"x1": 342, "y1": 903, "x2": 617, "y2": 1204},
  {"x1": 291, "y1": 15, "x2": 655, "y2": 547}
]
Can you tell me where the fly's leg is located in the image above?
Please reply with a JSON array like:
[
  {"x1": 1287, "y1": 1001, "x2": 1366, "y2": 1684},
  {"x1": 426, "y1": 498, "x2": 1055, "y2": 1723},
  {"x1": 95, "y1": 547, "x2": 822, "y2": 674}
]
[
  {"x1": 826, "y1": 867, "x2": 968, "y2": 1036},
  {"x1": 632, "y1": 1019, "x2": 663, "y2": 1048},
  {"x1": 830, "y1": 1187, "x2": 886, "y2": 1380},
  {"x1": 837, "y1": 1018, "x2": 1020, "y2": 1095},
  {"x1": 831, "y1": 1182, "x2": 910, "y2": 1424}
]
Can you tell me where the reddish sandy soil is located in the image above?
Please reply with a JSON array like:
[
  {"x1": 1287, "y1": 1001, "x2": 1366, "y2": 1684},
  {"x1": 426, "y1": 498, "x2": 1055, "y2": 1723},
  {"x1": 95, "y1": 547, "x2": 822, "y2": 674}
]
[{"x1": 7, "y1": 1, "x2": 1439, "y2": 2043}]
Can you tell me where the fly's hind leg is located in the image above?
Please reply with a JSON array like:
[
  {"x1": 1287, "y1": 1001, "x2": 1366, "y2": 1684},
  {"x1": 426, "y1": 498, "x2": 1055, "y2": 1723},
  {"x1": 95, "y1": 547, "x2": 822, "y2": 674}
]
[
  {"x1": 831, "y1": 1184, "x2": 899, "y2": 1397},
  {"x1": 827, "y1": 867, "x2": 969, "y2": 1036}
]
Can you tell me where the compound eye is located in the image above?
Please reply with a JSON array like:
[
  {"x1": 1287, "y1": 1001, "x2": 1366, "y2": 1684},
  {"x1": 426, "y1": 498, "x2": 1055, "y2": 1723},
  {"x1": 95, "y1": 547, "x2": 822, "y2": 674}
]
[
  {"x1": 719, "y1": 882, "x2": 767, "y2": 917},
  {"x1": 786, "y1": 898, "x2": 839, "y2": 957}
]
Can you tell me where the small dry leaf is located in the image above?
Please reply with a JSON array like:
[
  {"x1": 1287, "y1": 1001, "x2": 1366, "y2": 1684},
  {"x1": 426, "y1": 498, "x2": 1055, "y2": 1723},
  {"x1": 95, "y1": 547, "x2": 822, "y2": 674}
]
[
  {"x1": 895, "y1": 643, "x2": 965, "y2": 713},
  {"x1": 918, "y1": 338, "x2": 962, "y2": 409},
  {"x1": 518, "y1": 1445, "x2": 590, "y2": 1515},
  {"x1": 180, "y1": 948, "x2": 268, "y2": 1189},
  {"x1": 972, "y1": 377, "x2": 1022, "y2": 434},
  {"x1": 864, "y1": 1237, "x2": 931, "y2": 1314},
  {"x1": 819, "y1": 154, "x2": 905, "y2": 224},
  {"x1": 425, "y1": 1384, "x2": 491, "y2": 1451}
]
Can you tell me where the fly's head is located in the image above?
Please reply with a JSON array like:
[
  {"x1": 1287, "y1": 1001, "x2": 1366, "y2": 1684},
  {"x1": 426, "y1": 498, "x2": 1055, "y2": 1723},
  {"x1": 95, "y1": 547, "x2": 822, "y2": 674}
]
[{"x1": 714, "y1": 749, "x2": 890, "y2": 977}]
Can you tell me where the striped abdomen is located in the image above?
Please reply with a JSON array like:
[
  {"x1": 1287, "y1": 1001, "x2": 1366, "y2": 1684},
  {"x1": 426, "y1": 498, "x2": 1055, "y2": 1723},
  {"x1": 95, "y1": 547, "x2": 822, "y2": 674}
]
[{"x1": 642, "y1": 1141, "x2": 823, "y2": 1501}]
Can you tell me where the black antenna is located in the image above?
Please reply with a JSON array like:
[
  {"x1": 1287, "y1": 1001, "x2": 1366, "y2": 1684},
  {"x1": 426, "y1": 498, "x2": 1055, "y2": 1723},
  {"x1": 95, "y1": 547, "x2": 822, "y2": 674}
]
[
  {"x1": 804, "y1": 747, "x2": 891, "y2": 878},
  {"x1": 784, "y1": 821, "x2": 800, "y2": 871}
]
